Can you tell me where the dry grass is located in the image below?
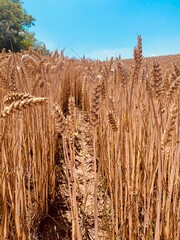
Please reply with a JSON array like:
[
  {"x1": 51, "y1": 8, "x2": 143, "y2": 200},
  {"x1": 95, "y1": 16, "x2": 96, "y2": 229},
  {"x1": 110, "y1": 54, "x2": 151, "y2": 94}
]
[{"x1": 0, "y1": 38, "x2": 179, "y2": 240}]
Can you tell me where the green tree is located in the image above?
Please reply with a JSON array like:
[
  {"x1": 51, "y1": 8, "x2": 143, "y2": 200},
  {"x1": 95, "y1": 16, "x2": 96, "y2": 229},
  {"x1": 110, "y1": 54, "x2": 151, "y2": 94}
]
[{"x1": 0, "y1": 0, "x2": 38, "y2": 51}]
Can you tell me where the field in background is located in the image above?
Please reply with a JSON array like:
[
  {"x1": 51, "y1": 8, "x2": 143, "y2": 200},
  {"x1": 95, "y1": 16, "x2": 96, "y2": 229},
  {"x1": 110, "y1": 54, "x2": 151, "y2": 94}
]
[{"x1": 0, "y1": 37, "x2": 179, "y2": 240}]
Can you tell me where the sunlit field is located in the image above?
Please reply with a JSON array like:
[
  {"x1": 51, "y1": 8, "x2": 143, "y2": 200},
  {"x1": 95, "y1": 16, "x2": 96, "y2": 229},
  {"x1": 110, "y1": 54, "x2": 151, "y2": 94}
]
[{"x1": 0, "y1": 37, "x2": 179, "y2": 240}]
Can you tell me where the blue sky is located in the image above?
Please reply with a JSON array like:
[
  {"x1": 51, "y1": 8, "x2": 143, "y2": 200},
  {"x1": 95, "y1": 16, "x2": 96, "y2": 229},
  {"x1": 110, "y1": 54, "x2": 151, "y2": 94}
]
[{"x1": 22, "y1": 0, "x2": 180, "y2": 60}]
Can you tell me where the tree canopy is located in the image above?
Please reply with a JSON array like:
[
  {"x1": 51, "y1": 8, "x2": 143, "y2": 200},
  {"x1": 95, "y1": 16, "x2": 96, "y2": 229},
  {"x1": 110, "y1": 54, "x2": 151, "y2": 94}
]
[{"x1": 0, "y1": 0, "x2": 39, "y2": 52}]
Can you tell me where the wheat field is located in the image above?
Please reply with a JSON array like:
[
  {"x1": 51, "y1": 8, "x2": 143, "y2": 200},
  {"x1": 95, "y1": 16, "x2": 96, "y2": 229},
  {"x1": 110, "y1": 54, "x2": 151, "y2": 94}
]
[{"x1": 0, "y1": 37, "x2": 179, "y2": 240}]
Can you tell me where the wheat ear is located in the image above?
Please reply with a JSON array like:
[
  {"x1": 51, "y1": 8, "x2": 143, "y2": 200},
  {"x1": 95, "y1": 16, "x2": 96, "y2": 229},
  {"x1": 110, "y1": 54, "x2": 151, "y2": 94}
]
[
  {"x1": 116, "y1": 60, "x2": 128, "y2": 87},
  {"x1": 90, "y1": 80, "x2": 102, "y2": 126},
  {"x1": 3, "y1": 92, "x2": 34, "y2": 105},
  {"x1": 166, "y1": 76, "x2": 180, "y2": 101},
  {"x1": 108, "y1": 112, "x2": 118, "y2": 131},
  {"x1": 151, "y1": 60, "x2": 163, "y2": 99},
  {"x1": 137, "y1": 35, "x2": 143, "y2": 66},
  {"x1": 68, "y1": 96, "x2": 76, "y2": 130},
  {"x1": 51, "y1": 103, "x2": 66, "y2": 134},
  {"x1": 161, "y1": 102, "x2": 178, "y2": 148},
  {"x1": 1, "y1": 97, "x2": 48, "y2": 117},
  {"x1": 0, "y1": 68, "x2": 9, "y2": 90},
  {"x1": 173, "y1": 62, "x2": 180, "y2": 77}
]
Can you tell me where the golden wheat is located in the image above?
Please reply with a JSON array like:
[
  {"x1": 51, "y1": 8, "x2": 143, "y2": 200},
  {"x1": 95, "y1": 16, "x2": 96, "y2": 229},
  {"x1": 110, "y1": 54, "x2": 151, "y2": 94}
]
[
  {"x1": 3, "y1": 92, "x2": 34, "y2": 105},
  {"x1": 161, "y1": 102, "x2": 178, "y2": 148},
  {"x1": 52, "y1": 103, "x2": 66, "y2": 134},
  {"x1": 1, "y1": 97, "x2": 48, "y2": 117},
  {"x1": 0, "y1": 37, "x2": 179, "y2": 240}
]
